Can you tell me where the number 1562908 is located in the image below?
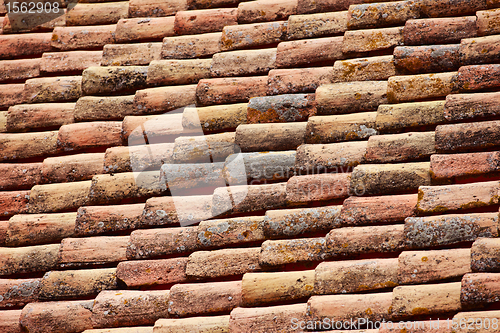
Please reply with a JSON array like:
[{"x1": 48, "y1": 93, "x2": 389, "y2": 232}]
[{"x1": 6, "y1": 1, "x2": 60, "y2": 14}]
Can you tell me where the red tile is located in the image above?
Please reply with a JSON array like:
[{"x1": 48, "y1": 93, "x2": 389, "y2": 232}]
[
  {"x1": 0, "y1": 33, "x2": 52, "y2": 59},
  {"x1": 0, "y1": 244, "x2": 60, "y2": 276},
  {"x1": 211, "y1": 48, "x2": 277, "y2": 77},
  {"x1": 445, "y1": 91, "x2": 500, "y2": 121},
  {"x1": 276, "y1": 36, "x2": 343, "y2": 68},
  {"x1": 24, "y1": 76, "x2": 82, "y2": 103},
  {"x1": 420, "y1": 0, "x2": 486, "y2": 17},
  {"x1": 394, "y1": 44, "x2": 460, "y2": 74},
  {"x1": 295, "y1": 141, "x2": 366, "y2": 173},
  {"x1": 75, "y1": 95, "x2": 135, "y2": 121},
  {"x1": 331, "y1": 55, "x2": 397, "y2": 82},
  {"x1": 0, "y1": 84, "x2": 25, "y2": 109},
  {"x1": 236, "y1": 122, "x2": 306, "y2": 151},
  {"x1": 365, "y1": 131, "x2": 436, "y2": 163},
  {"x1": 268, "y1": 67, "x2": 332, "y2": 95},
  {"x1": 20, "y1": 300, "x2": 93, "y2": 333},
  {"x1": 59, "y1": 236, "x2": 129, "y2": 267},
  {"x1": 147, "y1": 59, "x2": 212, "y2": 86},
  {"x1": 387, "y1": 72, "x2": 458, "y2": 103},
  {"x1": 286, "y1": 173, "x2": 351, "y2": 203},
  {"x1": 173, "y1": 132, "x2": 237, "y2": 163},
  {"x1": 156, "y1": 316, "x2": 229, "y2": 332},
  {"x1": 75, "y1": 203, "x2": 144, "y2": 236},
  {"x1": 82, "y1": 66, "x2": 148, "y2": 95},
  {"x1": 403, "y1": 17, "x2": 477, "y2": 45},
  {"x1": 0, "y1": 58, "x2": 40, "y2": 83},
  {"x1": 348, "y1": 0, "x2": 420, "y2": 30},
  {"x1": 471, "y1": 238, "x2": 500, "y2": 272},
  {"x1": 0, "y1": 131, "x2": 59, "y2": 161},
  {"x1": 247, "y1": 93, "x2": 315, "y2": 123},
  {"x1": 260, "y1": 237, "x2": 329, "y2": 265},
  {"x1": 458, "y1": 64, "x2": 500, "y2": 91},
  {"x1": 175, "y1": 8, "x2": 237, "y2": 35},
  {"x1": 405, "y1": 213, "x2": 499, "y2": 248},
  {"x1": 339, "y1": 193, "x2": 418, "y2": 226},
  {"x1": 238, "y1": 0, "x2": 297, "y2": 23},
  {"x1": 28, "y1": 181, "x2": 92, "y2": 214},
  {"x1": 477, "y1": 8, "x2": 500, "y2": 36},
  {"x1": 7, "y1": 103, "x2": 74, "y2": 132},
  {"x1": 221, "y1": 21, "x2": 287, "y2": 51},
  {"x1": 66, "y1": 2, "x2": 128, "y2": 26},
  {"x1": 183, "y1": 104, "x2": 246, "y2": 132},
  {"x1": 297, "y1": 0, "x2": 360, "y2": 14},
  {"x1": 6, "y1": 212, "x2": 76, "y2": 247},
  {"x1": 40, "y1": 51, "x2": 102, "y2": 73},
  {"x1": 452, "y1": 311, "x2": 500, "y2": 333},
  {"x1": 128, "y1": 0, "x2": 187, "y2": 17},
  {"x1": 0, "y1": 163, "x2": 42, "y2": 191},
  {"x1": 0, "y1": 190, "x2": 30, "y2": 218},
  {"x1": 51, "y1": 25, "x2": 116, "y2": 50},
  {"x1": 430, "y1": 152, "x2": 500, "y2": 180},
  {"x1": 116, "y1": 258, "x2": 188, "y2": 287},
  {"x1": 115, "y1": 17, "x2": 175, "y2": 42},
  {"x1": 196, "y1": 77, "x2": 267, "y2": 106},
  {"x1": 0, "y1": 278, "x2": 40, "y2": 309},
  {"x1": 460, "y1": 34, "x2": 500, "y2": 65},
  {"x1": 57, "y1": 121, "x2": 122, "y2": 151},
  {"x1": 134, "y1": 85, "x2": 197, "y2": 116},
  {"x1": 342, "y1": 27, "x2": 404, "y2": 53},
  {"x1": 162, "y1": 32, "x2": 222, "y2": 59},
  {"x1": 102, "y1": 43, "x2": 162, "y2": 66},
  {"x1": 376, "y1": 101, "x2": 446, "y2": 133},
  {"x1": 104, "y1": 143, "x2": 173, "y2": 173},
  {"x1": 42, "y1": 153, "x2": 105, "y2": 183},
  {"x1": 0, "y1": 310, "x2": 22, "y2": 332},
  {"x1": 436, "y1": 120, "x2": 500, "y2": 153},
  {"x1": 92, "y1": 290, "x2": 169, "y2": 328},
  {"x1": 122, "y1": 113, "x2": 185, "y2": 144},
  {"x1": 197, "y1": 216, "x2": 265, "y2": 248},
  {"x1": 287, "y1": 11, "x2": 347, "y2": 39}
]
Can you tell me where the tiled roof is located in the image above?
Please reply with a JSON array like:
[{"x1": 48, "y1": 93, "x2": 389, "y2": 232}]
[{"x1": 1, "y1": 0, "x2": 500, "y2": 331}]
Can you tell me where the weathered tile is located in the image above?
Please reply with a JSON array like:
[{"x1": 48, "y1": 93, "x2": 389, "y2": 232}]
[
  {"x1": 7, "y1": 103, "x2": 74, "y2": 132},
  {"x1": 0, "y1": 163, "x2": 42, "y2": 191},
  {"x1": 0, "y1": 33, "x2": 52, "y2": 59},
  {"x1": 211, "y1": 48, "x2": 276, "y2": 77},
  {"x1": 287, "y1": 11, "x2": 347, "y2": 39},
  {"x1": 452, "y1": 310, "x2": 500, "y2": 333},
  {"x1": 459, "y1": 35, "x2": 500, "y2": 65},
  {"x1": 420, "y1": 0, "x2": 486, "y2": 17},
  {"x1": 0, "y1": 191, "x2": 30, "y2": 217},
  {"x1": 247, "y1": 93, "x2": 316, "y2": 123},
  {"x1": 104, "y1": 143, "x2": 173, "y2": 173},
  {"x1": 297, "y1": 0, "x2": 360, "y2": 14},
  {"x1": 430, "y1": 152, "x2": 500, "y2": 180},
  {"x1": 115, "y1": 17, "x2": 175, "y2": 42},
  {"x1": 155, "y1": 316, "x2": 229, "y2": 333},
  {"x1": 331, "y1": 55, "x2": 397, "y2": 82},
  {"x1": 342, "y1": 27, "x2": 404, "y2": 53},
  {"x1": 471, "y1": 238, "x2": 500, "y2": 272},
  {"x1": 134, "y1": 85, "x2": 197, "y2": 114},
  {"x1": 161, "y1": 32, "x2": 221, "y2": 59},
  {"x1": 102, "y1": 43, "x2": 162, "y2": 66},
  {"x1": 66, "y1": 2, "x2": 128, "y2": 26},
  {"x1": 276, "y1": 36, "x2": 344, "y2": 68},
  {"x1": 268, "y1": 67, "x2": 332, "y2": 95},
  {"x1": 146, "y1": 59, "x2": 212, "y2": 86},
  {"x1": 237, "y1": 0, "x2": 297, "y2": 23},
  {"x1": 387, "y1": 72, "x2": 459, "y2": 103},
  {"x1": 58, "y1": 236, "x2": 129, "y2": 267},
  {"x1": 0, "y1": 278, "x2": 40, "y2": 309},
  {"x1": 0, "y1": 84, "x2": 26, "y2": 109},
  {"x1": 235, "y1": 122, "x2": 306, "y2": 152},
  {"x1": 182, "y1": 104, "x2": 247, "y2": 133},
  {"x1": 375, "y1": 101, "x2": 446, "y2": 132},
  {"x1": 403, "y1": 17, "x2": 477, "y2": 45},
  {"x1": 128, "y1": 0, "x2": 187, "y2": 17},
  {"x1": 186, "y1": 248, "x2": 262, "y2": 278},
  {"x1": 24, "y1": 76, "x2": 82, "y2": 103},
  {"x1": 117, "y1": 258, "x2": 188, "y2": 287},
  {"x1": 28, "y1": 181, "x2": 92, "y2": 213},
  {"x1": 141, "y1": 195, "x2": 212, "y2": 227},
  {"x1": 57, "y1": 122, "x2": 122, "y2": 152},
  {"x1": 174, "y1": 8, "x2": 237, "y2": 35},
  {"x1": 82, "y1": 66, "x2": 148, "y2": 95},
  {"x1": 394, "y1": 45, "x2": 460, "y2": 74},
  {"x1": 196, "y1": 77, "x2": 267, "y2": 106},
  {"x1": 1, "y1": 310, "x2": 22, "y2": 332},
  {"x1": 51, "y1": 25, "x2": 116, "y2": 50},
  {"x1": 477, "y1": 8, "x2": 500, "y2": 36},
  {"x1": 458, "y1": 64, "x2": 500, "y2": 91},
  {"x1": 286, "y1": 173, "x2": 351, "y2": 203},
  {"x1": 259, "y1": 237, "x2": 329, "y2": 265},
  {"x1": 365, "y1": 131, "x2": 436, "y2": 163},
  {"x1": 74, "y1": 95, "x2": 135, "y2": 121},
  {"x1": 435, "y1": 121, "x2": 500, "y2": 153},
  {"x1": 197, "y1": 216, "x2": 265, "y2": 248},
  {"x1": 444, "y1": 91, "x2": 500, "y2": 122},
  {"x1": 0, "y1": 244, "x2": 60, "y2": 276},
  {"x1": 348, "y1": 1, "x2": 420, "y2": 30},
  {"x1": 0, "y1": 58, "x2": 40, "y2": 83}
]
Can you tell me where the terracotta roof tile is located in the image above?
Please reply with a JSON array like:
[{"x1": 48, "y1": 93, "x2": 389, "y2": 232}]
[
  {"x1": 116, "y1": 257, "x2": 188, "y2": 287},
  {"x1": 286, "y1": 173, "x2": 351, "y2": 203},
  {"x1": 168, "y1": 280, "x2": 241, "y2": 316},
  {"x1": 123, "y1": 113, "x2": 185, "y2": 145},
  {"x1": 182, "y1": 103, "x2": 247, "y2": 133},
  {"x1": 7, "y1": 103, "x2": 75, "y2": 132},
  {"x1": 186, "y1": 247, "x2": 262, "y2": 278},
  {"x1": 452, "y1": 310, "x2": 500, "y2": 333},
  {"x1": 0, "y1": 243, "x2": 60, "y2": 276},
  {"x1": 196, "y1": 76, "x2": 268, "y2": 105},
  {"x1": 211, "y1": 48, "x2": 277, "y2": 77},
  {"x1": 6, "y1": 213, "x2": 76, "y2": 247},
  {"x1": 430, "y1": 151, "x2": 500, "y2": 180},
  {"x1": 403, "y1": 17, "x2": 477, "y2": 45},
  {"x1": 24, "y1": 76, "x2": 82, "y2": 103},
  {"x1": 388, "y1": 72, "x2": 459, "y2": 103},
  {"x1": 242, "y1": 270, "x2": 314, "y2": 305},
  {"x1": 220, "y1": 21, "x2": 287, "y2": 51},
  {"x1": 59, "y1": 236, "x2": 129, "y2": 267},
  {"x1": 51, "y1": 25, "x2": 116, "y2": 51},
  {"x1": 91, "y1": 290, "x2": 169, "y2": 328},
  {"x1": 404, "y1": 213, "x2": 499, "y2": 248},
  {"x1": 0, "y1": 163, "x2": 42, "y2": 191},
  {"x1": 20, "y1": 300, "x2": 93, "y2": 333},
  {"x1": 247, "y1": 93, "x2": 315, "y2": 123},
  {"x1": 420, "y1": 0, "x2": 487, "y2": 17},
  {"x1": 0, "y1": 112, "x2": 6, "y2": 132},
  {"x1": 263, "y1": 205, "x2": 342, "y2": 238},
  {"x1": 306, "y1": 112, "x2": 378, "y2": 144},
  {"x1": 38, "y1": 267, "x2": 117, "y2": 300},
  {"x1": 327, "y1": 224, "x2": 405, "y2": 256},
  {"x1": 471, "y1": 237, "x2": 500, "y2": 273},
  {"x1": 331, "y1": 55, "x2": 397, "y2": 82},
  {"x1": 267, "y1": 67, "x2": 332, "y2": 95},
  {"x1": 57, "y1": 121, "x2": 122, "y2": 151},
  {"x1": 477, "y1": 8, "x2": 500, "y2": 36},
  {"x1": 237, "y1": 0, "x2": 298, "y2": 23},
  {"x1": 0, "y1": 84, "x2": 26, "y2": 109},
  {"x1": 1, "y1": 10, "x2": 66, "y2": 34},
  {"x1": 115, "y1": 17, "x2": 175, "y2": 43},
  {"x1": 89, "y1": 172, "x2": 167, "y2": 204},
  {"x1": 459, "y1": 34, "x2": 500, "y2": 65},
  {"x1": 445, "y1": 91, "x2": 500, "y2": 122},
  {"x1": 0, "y1": 33, "x2": 52, "y2": 59},
  {"x1": 134, "y1": 85, "x2": 196, "y2": 115},
  {"x1": 398, "y1": 248, "x2": 471, "y2": 284},
  {"x1": 229, "y1": 303, "x2": 307, "y2": 333},
  {"x1": 259, "y1": 237, "x2": 329, "y2": 265},
  {"x1": 0, "y1": 58, "x2": 40, "y2": 83},
  {"x1": 42, "y1": 153, "x2": 105, "y2": 183},
  {"x1": 342, "y1": 26, "x2": 404, "y2": 53},
  {"x1": 0, "y1": 191, "x2": 30, "y2": 218},
  {"x1": 376, "y1": 100, "x2": 446, "y2": 133},
  {"x1": 276, "y1": 36, "x2": 344, "y2": 68},
  {"x1": 141, "y1": 195, "x2": 213, "y2": 227},
  {"x1": 287, "y1": 11, "x2": 348, "y2": 39},
  {"x1": 417, "y1": 182, "x2": 500, "y2": 213},
  {"x1": 0, "y1": 131, "x2": 59, "y2": 161},
  {"x1": 127, "y1": 227, "x2": 198, "y2": 259},
  {"x1": 82, "y1": 66, "x2": 149, "y2": 95},
  {"x1": 297, "y1": 0, "x2": 360, "y2": 14},
  {"x1": 378, "y1": 321, "x2": 449, "y2": 333},
  {"x1": 0, "y1": 278, "x2": 40, "y2": 309},
  {"x1": 147, "y1": 59, "x2": 212, "y2": 86},
  {"x1": 197, "y1": 216, "x2": 265, "y2": 247},
  {"x1": 316, "y1": 81, "x2": 388, "y2": 115},
  {"x1": 66, "y1": 2, "x2": 128, "y2": 26},
  {"x1": 236, "y1": 122, "x2": 306, "y2": 151},
  {"x1": 75, "y1": 203, "x2": 145, "y2": 236},
  {"x1": 75, "y1": 95, "x2": 135, "y2": 121},
  {"x1": 308, "y1": 292, "x2": 393, "y2": 322},
  {"x1": 28, "y1": 180, "x2": 91, "y2": 213},
  {"x1": 339, "y1": 193, "x2": 418, "y2": 225},
  {"x1": 101, "y1": 43, "x2": 162, "y2": 66},
  {"x1": 347, "y1": 1, "x2": 420, "y2": 30},
  {"x1": 365, "y1": 131, "x2": 436, "y2": 163},
  {"x1": 224, "y1": 151, "x2": 295, "y2": 182},
  {"x1": 211, "y1": 183, "x2": 288, "y2": 215},
  {"x1": 161, "y1": 32, "x2": 222, "y2": 59},
  {"x1": 314, "y1": 258, "x2": 398, "y2": 294},
  {"x1": 393, "y1": 44, "x2": 460, "y2": 74},
  {"x1": 160, "y1": 162, "x2": 225, "y2": 191},
  {"x1": 391, "y1": 282, "x2": 462, "y2": 319},
  {"x1": 436, "y1": 120, "x2": 500, "y2": 153},
  {"x1": 190, "y1": 0, "x2": 243, "y2": 8},
  {"x1": 128, "y1": 0, "x2": 187, "y2": 17},
  {"x1": 462, "y1": 272, "x2": 500, "y2": 306},
  {"x1": 175, "y1": 8, "x2": 238, "y2": 35},
  {"x1": 458, "y1": 64, "x2": 500, "y2": 91},
  {"x1": 85, "y1": 328, "x2": 153, "y2": 333},
  {"x1": 155, "y1": 316, "x2": 229, "y2": 333},
  {"x1": 172, "y1": 133, "x2": 236, "y2": 163},
  {"x1": 104, "y1": 143, "x2": 173, "y2": 173},
  {"x1": 295, "y1": 141, "x2": 366, "y2": 173}
]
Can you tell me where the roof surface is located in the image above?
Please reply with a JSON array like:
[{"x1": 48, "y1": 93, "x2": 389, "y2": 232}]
[{"x1": 1, "y1": 0, "x2": 500, "y2": 332}]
